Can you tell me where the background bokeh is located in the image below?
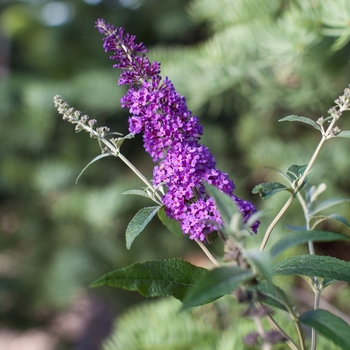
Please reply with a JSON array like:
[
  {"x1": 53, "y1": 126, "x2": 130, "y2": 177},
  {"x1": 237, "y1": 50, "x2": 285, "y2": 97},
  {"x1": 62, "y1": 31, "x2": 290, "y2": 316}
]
[{"x1": 1, "y1": 0, "x2": 350, "y2": 349}]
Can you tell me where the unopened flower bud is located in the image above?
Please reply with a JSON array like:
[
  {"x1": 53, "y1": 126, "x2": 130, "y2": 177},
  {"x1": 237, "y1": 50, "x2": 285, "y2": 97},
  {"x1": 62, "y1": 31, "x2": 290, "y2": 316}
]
[
  {"x1": 263, "y1": 330, "x2": 287, "y2": 344},
  {"x1": 244, "y1": 332, "x2": 259, "y2": 346}
]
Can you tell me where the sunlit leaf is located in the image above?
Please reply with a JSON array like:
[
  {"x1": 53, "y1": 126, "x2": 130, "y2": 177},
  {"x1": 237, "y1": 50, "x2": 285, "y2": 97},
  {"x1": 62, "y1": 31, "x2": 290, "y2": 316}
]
[
  {"x1": 270, "y1": 230, "x2": 350, "y2": 259},
  {"x1": 272, "y1": 255, "x2": 350, "y2": 282},
  {"x1": 278, "y1": 115, "x2": 321, "y2": 131},
  {"x1": 90, "y1": 258, "x2": 207, "y2": 301}
]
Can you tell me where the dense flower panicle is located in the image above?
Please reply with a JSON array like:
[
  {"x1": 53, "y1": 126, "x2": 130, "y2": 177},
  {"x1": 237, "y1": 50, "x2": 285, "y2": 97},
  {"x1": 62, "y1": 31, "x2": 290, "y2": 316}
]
[
  {"x1": 122, "y1": 76, "x2": 203, "y2": 161},
  {"x1": 96, "y1": 19, "x2": 260, "y2": 240},
  {"x1": 95, "y1": 18, "x2": 160, "y2": 85}
]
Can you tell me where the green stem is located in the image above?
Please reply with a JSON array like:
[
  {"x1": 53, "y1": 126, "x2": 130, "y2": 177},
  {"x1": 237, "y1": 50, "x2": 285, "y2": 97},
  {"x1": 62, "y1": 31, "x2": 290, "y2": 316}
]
[
  {"x1": 195, "y1": 239, "x2": 221, "y2": 267},
  {"x1": 271, "y1": 285, "x2": 306, "y2": 350},
  {"x1": 259, "y1": 115, "x2": 338, "y2": 251},
  {"x1": 311, "y1": 289, "x2": 321, "y2": 350},
  {"x1": 194, "y1": 241, "x2": 301, "y2": 350},
  {"x1": 80, "y1": 121, "x2": 163, "y2": 204},
  {"x1": 296, "y1": 188, "x2": 322, "y2": 350},
  {"x1": 259, "y1": 196, "x2": 294, "y2": 251}
]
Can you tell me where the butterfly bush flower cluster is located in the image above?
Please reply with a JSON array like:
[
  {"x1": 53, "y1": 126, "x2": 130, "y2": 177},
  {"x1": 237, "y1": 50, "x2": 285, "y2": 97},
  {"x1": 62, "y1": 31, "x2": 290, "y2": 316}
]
[{"x1": 95, "y1": 19, "x2": 260, "y2": 241}]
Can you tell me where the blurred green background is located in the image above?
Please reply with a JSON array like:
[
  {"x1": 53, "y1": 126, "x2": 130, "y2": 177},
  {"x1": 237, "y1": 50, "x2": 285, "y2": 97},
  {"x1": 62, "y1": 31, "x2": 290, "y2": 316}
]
[{"x1": 1, "y1": 0, "x2": 350, "y2": 349}]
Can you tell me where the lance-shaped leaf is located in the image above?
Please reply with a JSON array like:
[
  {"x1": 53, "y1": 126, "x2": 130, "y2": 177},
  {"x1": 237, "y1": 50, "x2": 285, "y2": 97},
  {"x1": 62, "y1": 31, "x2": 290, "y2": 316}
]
[
  {"x1": 311, "y1": 197, "x2": 350, "y2": 215},
  {"x1": 158, "y1": 206, "x2": 183, "y2": 237},
  {"x1": 76, "y1": 153, "x2": 113, "y2": 184},
  {"x1": 90, "y1": 258, "x2": 207, "y2": 300},
  {"x1": 182, "y1": 266, "x2": 255, "y2": 309},
  {"x1": 245, "y1": 249, "x2": 272, "y2": 282},
  {"x1": 299, "y1": 309, "x2": 350, "y2": 350},
  {"x1": 250, "y1": 280, "x2": 290, "y2": 311},
  {"x1": 310, "y1": 214, "x2": 350, "y2": 230},
  {"x1": 126, "y1": 206, "x2": 160, "y2": 249},
  {"x1": 270, "y1": 230, "x2": 350, "y2": 259},
  {"x1": 204, "y1": 183, "x2": 239, "y2": 227},
  {"x1": 278, "y1": 115, "x2": 321, "y2": 131},
  {"x1": 272, "y1": 255, "x2": 350, "y2": 283},
  {"x1": 252, "y1": 182, "x2": 290, "y2": 199},
  {"x1": 123, "y1": 189, "x2": 152, "y2": 199},
  {"x1": 335, "y1": 130, "x2": 350, "y2": 138}
]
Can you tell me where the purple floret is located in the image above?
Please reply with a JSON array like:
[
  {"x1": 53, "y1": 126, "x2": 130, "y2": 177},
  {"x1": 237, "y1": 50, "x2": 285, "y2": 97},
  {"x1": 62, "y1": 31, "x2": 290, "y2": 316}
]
[{"x1": 96, "y1": 19, "x2": 260, "y2": 241}]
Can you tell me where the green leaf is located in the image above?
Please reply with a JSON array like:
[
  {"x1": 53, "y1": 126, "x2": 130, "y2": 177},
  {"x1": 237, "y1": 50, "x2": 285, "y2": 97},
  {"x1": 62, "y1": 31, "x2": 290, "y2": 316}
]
[
  {"x1": 123, "y1": 189, "x2": 152, "y2": 199},
  {"x1": 158, "y1": 206, "x2": 183, "y2": 237},
  {"x1": 299, "y1": 309, "x2": 350, "y2": 350},
  {"x1": 252, "y1": 182, "x2": 289, "y2": 199},
  {"x1": 245, "y1": 249, "x2": 272, "y2": 282},
  {"x1": 310, "y1": 214, "x2": 350, "y2": 230},
  {"x1": 330, "y1": 27, "x2": 350, "y2": 51},
  {"x1": 278, "y1": 115, "x2": 321, "y2": 131},
  {"x1": 327, "y1": 214, "x2": 350, "y2": 228},
  {"x1": 204, "y1": 183, "x2": 239, "y2": 227},
  {"x1": 76, "y1": 153, "x2": 113, "y2": 184},
  {"x1": 335, "y1": 130, "x2": 350, "y2": 138},
  {"x1": 265, "y1": 166, "x2": 289, "y2": 181},
  {"x1": 250, "y1": 280, "x2": 289, "y2": 311},
  {"x1": 270, "y1": 230, "x2": 350, "y2": 259},
  {"x1": 126, "y1": 206, "x2": 160, "y2": 249},
  {"x1": 90, "y1": 258, "x2": 207, "y2": 301},
  {"x1": 311, "y1": 198, "x2": 350, "y2": 215},
  {"x1": 272, "y1": 255, "x2": 350, "y2": 282},
  {"x1": 286, "y1": 164, "x2": 307, "y2": 183},
  {"x1": 182, "y1": 267, "x2": 255, "y2": 309}
]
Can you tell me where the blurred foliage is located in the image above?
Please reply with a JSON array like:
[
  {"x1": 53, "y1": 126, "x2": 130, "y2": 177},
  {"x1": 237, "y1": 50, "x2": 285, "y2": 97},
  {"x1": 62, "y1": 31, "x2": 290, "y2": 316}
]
[
  {"x1": 150, "y1": 0, "x2": 350, "y2": 240},
  {"x1": 1, "y1": 0, "x2": 350, "y2": 349},
  {"x1": 103, "y1": 296, "x2": 344, "y2": 350},
  {"x1": 0, "y1": 0, "x2": 197, "y2": 348}
]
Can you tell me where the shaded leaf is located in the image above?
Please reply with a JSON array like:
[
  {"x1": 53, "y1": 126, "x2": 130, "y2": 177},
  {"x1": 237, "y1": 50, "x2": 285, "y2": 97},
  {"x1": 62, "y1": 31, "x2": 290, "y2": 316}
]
[
  {"x1": 272, "y1": 255, "x2": 350, "y2": 282},
  {"x1": 252, "y1": 182, "x2": 289, "y2": 199},
  {"x1": 90, "y1": 258, "x2": 207, "y2": 301},
  {"x1": 299, "y1": 309, "x2": 350, "y2": 349},
  {"x1": 278, "y1": 115, "x2": 321, "y2": 131},
  {"x1": 270, "y1": 230, "x2": 350, "y2": 259},
  {"x1": 311, "y1": 198, "x2": 350, "y2": 215},
  {"x1": 204, "y1": 183, "x2": 239, "y2": 227},
  {"x1": 245, "y1": 249, "x2": 272, "y2": 282},
  {"x1": 286, "y1": 164, "x2": 307, "y2": 183},
  {"x1": 158, "y1": 206, "x2": 183, "y2": 237},
  {"x1": 76, "y1": 153, "x2": 113, "y2": 184},
  {"x1": 123, "y1": 189, "x2": 152, "y2": 199},
  {"x1": 126, "y1": 206, "x2": 160, "y2": 249},
  {"x1": 250, "y1": 280, "x2": 289, "y2": 311},
  {"x1": 310, "y1": 214, "x2": 350, "y2": 230},
  {"x1": 182, "y1": 267, "x2": 255, "y2": 309}
]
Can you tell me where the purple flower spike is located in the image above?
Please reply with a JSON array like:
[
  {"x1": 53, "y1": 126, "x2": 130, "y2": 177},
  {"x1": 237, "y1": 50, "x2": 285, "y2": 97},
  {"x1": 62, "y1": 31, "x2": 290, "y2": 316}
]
[{"x1": 96, "y1": 19, "x2": 260, "y2": 241}]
